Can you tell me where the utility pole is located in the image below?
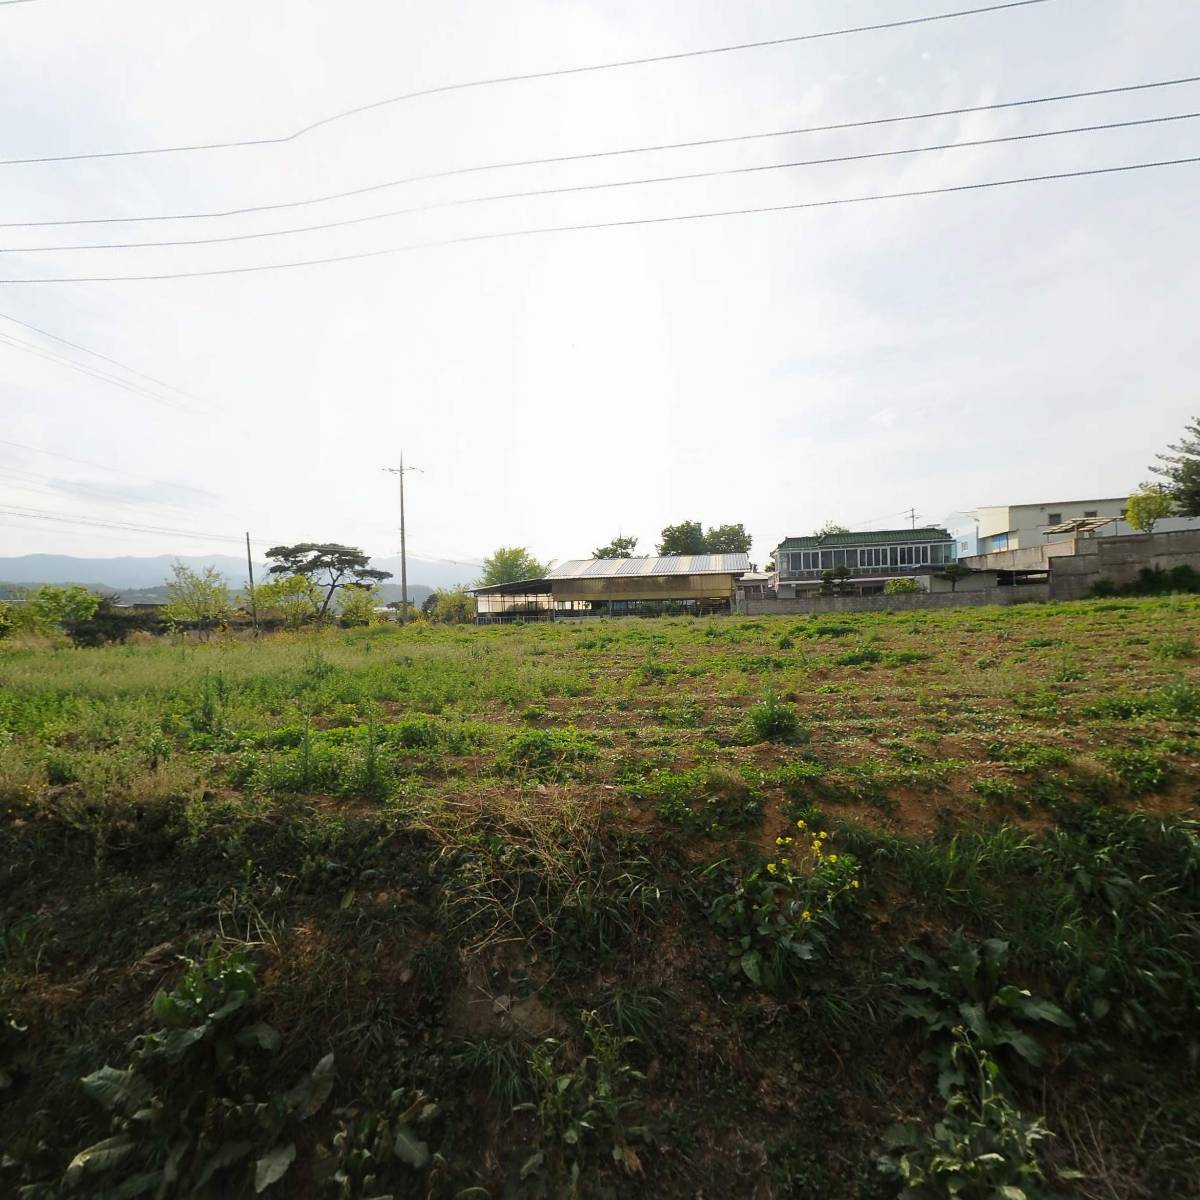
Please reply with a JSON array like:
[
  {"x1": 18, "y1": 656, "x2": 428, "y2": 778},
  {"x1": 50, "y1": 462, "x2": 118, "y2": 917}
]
[
  {"x1": 903, "y1": 507, "x2": 919, "y2": 530},
  {"x1": 245, "y1": 531, "x2": 259, "y2": 636},
  {"x1": 383, "y1": 456, "x2": 422, "y2": 622}
]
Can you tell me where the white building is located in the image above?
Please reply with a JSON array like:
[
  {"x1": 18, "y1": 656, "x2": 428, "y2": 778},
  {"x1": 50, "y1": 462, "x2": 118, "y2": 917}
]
[{"x1": 974, "y1": 496, "x2": 1200, "y2": 553}]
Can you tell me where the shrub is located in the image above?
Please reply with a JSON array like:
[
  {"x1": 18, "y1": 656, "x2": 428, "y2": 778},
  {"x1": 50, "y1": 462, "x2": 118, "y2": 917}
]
[
  {"x1": 884, "y1": 578, "x2": 921, "y2": 595},
  {"x1": 496, "y1": 727, "x2": 598, "y2": 777},
  {"x1": 738, "y1": 695, "x2": 806, "y2": 745}
]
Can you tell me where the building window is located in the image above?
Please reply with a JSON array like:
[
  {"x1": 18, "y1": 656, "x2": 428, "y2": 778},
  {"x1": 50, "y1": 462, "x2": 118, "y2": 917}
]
[
  {"x1": 1083, "y1": 510, "x2": 1097, "y2": 518},
  {"x1": 1047, "y1": 512, "x2": 1062, "y2": 524}
]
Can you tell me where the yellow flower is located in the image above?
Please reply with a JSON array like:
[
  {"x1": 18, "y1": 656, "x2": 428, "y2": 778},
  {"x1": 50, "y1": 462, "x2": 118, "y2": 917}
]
[
  {"x1": 811, "y1": 841, "x2": 822, "y2": 852},
  {"x1": 775, "y1": 837, "x2": 784, "y2": 845},
  {"x1": 801, "y1": 910, "x2": 812, "y2": 921},
  {"x1": 828, "y1": 854, "x2": 838, "y2": 863},
  {"x1": 796, "y1": 819, "x2": 807, "y2": 829},
  {"x1": 766, "y1": 862, "x2": 777, "y2": 874},
  {"x1": 819, "y1": 831, "x2": 829, "y2": 840},
  {"x1": 851, "y1": 880, "x2": 860, "y2": 888}
]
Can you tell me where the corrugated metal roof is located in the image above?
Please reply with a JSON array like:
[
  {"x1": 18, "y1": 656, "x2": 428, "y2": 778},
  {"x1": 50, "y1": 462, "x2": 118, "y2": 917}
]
[
  {"x1": 776, "y1": 527, "x2": 953, "y2": 550},
  {"x1": 546, "y1": 554, "x2": 751, "y2": 580}
]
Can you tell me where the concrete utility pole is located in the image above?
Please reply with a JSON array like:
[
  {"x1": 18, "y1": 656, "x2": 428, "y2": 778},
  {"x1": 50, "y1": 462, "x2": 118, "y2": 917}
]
[
  {"x1": 245, "y1": 531, "x2": 259, "y2": 636},
  {"x1": 383, "y1": 456, "x2": 422, "y2": 621}
]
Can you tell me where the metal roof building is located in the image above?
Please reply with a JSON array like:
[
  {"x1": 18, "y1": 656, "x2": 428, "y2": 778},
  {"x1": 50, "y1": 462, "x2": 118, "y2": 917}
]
[{"x1": 472, "y1": 554, "x2": 751, "y2": 621}]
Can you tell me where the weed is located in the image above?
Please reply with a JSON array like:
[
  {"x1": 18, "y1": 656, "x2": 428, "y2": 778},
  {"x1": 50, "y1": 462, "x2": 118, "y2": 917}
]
[{"x1": 738, "y1": 694, "x2": 806, "y2": 745}]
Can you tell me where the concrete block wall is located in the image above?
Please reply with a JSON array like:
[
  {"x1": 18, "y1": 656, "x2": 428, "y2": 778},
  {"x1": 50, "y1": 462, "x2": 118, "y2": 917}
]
[
  {"x1": 1049, "y1": 529, "x2": 1200, "y2": 600},
  {"x1": 740, "y1": 586, "x2": 1049, "y2": 616}
]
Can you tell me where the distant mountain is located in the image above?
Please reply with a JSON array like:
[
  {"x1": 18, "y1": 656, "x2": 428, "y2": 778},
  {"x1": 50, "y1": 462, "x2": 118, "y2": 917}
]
[{"x1": 0, "y1": 552, "x2": 477, "y2": 595}]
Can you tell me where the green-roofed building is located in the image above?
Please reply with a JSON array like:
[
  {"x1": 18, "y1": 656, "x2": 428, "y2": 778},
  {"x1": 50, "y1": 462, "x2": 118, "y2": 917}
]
[{"x1": 773, "y1": 527, "x2": 958, "y2": 597}]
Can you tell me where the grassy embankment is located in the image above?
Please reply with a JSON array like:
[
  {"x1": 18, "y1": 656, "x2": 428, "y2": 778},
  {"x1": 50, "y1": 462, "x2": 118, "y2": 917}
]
[{"x1": 1, "y1": 597, "x2": 1198, "y2": 1198}]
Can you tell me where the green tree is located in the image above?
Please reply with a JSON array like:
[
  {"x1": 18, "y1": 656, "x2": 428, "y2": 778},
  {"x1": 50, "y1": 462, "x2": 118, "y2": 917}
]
[
  {"x1": 255, "y1": 574, "x2": 321, "y2": 628},
  {"x1": 163, "y1": 564, "x2": 232, "y2": 639},
  {"x1": 819, "y1": 566, "x2": 852, "y2": 595},
  {"x1": 1150, "y1": 415, "x2": 1200, "y2": 516},
  {"x1": 657, "y1": 521, "x2": 752, "y2": 556},
  {"x1": 885, "y1": 577, "x2": 921, "y2": 595},
  {"x1": 478, "y1": 547, "x2": 549, "y2": 586},
  {"x1": 430, "y1": 587, "x2": 475, "y2": 624},
  {"x1": 657, "y1": 520, "x2": 706, "y2": 556},
  {"x1": 338, "y1": 584, "x2": 381, "y2": 627},
  {"x1": 937, "y1": 563, "x2": 975, "y2": 593},
  {"x1": 814, "y1": 521, "x2": 850, "y2": 536},
  {"x1": 1125, "y1": 485, "x2": 1175, "y2": 534},
  {"x1": 593, "y1": 535, "x2": 638, "y2": 559},
  {"x1": 265, "y1": 544, "x2": 392, "y2": 621},
  {"x1": 29, "y1": 584, "x2": 103, "y2": 639},
  {"x1": 704, "y1": 523, "x2": 752, "y2": 554}
]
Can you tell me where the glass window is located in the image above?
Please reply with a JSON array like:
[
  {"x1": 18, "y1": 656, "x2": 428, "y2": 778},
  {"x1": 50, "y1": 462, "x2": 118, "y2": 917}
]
[
  {"x1": 889, "y1": 546, "x2": 899, "y2": 567},
  {"x1": 1047, "y1": 512, "x2": 1062, "y2": 524},
  {"x1": 931, "y1": 544, "x2": 943, "y2": 565},
  {"x1": 1083, "y1": 510, "x2": 1097, "y2": 518},
  {"x1": 820, "y1": 550, "x2": 832, "y2": 569}
]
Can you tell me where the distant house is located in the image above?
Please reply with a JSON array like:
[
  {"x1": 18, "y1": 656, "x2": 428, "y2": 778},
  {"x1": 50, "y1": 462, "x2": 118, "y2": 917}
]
[
  {"x1": 736, "y1": 571, "x2": 773, "y2": 602},
  {"x1": 471, "y1": 554, "x2": 751, "y2": 621},
  {"x1": 773, "y1": 527, "x2": 959, "y2": 597}
]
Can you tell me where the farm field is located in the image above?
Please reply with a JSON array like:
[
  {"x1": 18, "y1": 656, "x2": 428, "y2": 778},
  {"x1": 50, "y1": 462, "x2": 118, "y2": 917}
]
[{"x1": 2, "y1": 597, "x2": 1198, "y2": 1199}]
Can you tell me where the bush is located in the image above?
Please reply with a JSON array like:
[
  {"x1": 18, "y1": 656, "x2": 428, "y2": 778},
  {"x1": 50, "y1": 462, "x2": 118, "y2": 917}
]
[
  {"x1": 739, "y1": 695, "x2": 806, "y2": 745},
  {"x1": 884, "y1": 578, "x2": 921, "y2": 595}
]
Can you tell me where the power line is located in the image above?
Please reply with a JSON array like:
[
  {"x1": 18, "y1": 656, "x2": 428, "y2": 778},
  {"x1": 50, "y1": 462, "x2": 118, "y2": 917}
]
[
  {"x1": 0, "y1": 505, "x2": 272, "y2": 546},
  {"x1": 6, "y1": 74, "x2": 1193, "y2": 231},
  {"x1": 4, "y1": 153, "x2": 1195, "y2": 285},
  {"x1": 0, "y1": 435, "x2": 216, "y2": 496},
  {"x1": 0, "y1": 329, "x2": 196, "y2": 412},
  {"x1": 0, "y1": 1, "x2": 1055, "y2": 168},
  {"x1": 11, "y1": 111, "x2": 1194, "y2": 255},
  {"x1": 0, "y1": 310, "x2": 210, "y2": 405}
]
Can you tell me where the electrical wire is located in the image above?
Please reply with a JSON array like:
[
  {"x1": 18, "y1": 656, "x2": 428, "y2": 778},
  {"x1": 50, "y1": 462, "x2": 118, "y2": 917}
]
[
  {"x1": 0, "y1": 329, "x2": 196, "y2": 411},
  {"x1": 0, "y1": 1, "x2": 1055, "y2": 167},
  {"x1": 0, "y1": 505, "x2": 267, "y2": 546},
  {"x1": 4, "y1": 154, "x2": 1195, "y2": 285},
  {"x1": 10, "y1": 111, "x2": 1194, "y2": 254},
  {"x1": 8, "y1": 73, "x2": 1192, "y2": 230},
  {"x1": 0, "y1": 435, "x2": 217, "y2": 496},
  {"x1": 0, "y1": 310, "x2": 211, "y2": 405}
]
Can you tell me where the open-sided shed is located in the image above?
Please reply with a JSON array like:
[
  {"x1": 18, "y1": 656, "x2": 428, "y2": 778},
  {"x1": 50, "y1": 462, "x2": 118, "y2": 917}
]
[{"x1": 472, "y1": 554, "x2": 750, "y2": 621}]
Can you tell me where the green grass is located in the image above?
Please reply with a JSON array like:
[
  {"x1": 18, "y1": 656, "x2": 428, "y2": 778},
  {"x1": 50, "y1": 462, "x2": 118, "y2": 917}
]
[{"x1": 2, "y1": 597, "x2": 1199, "y2": 1198}]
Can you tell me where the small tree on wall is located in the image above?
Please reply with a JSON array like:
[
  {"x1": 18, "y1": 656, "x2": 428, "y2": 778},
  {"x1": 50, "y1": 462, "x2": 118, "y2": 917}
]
[{"x1": 1125, "y1": 485, "x2": 1174, "y2": 534}]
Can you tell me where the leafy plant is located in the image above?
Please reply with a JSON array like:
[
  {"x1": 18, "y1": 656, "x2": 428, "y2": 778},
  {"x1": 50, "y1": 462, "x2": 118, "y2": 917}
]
[
  {"x1": 894, "y1": 936, "x2": 1072, "y2": 1094},
  {"x1": 318, "y1": 1086, "x2": 442, "y2": 1196},
  {"x1": 706, "y1": 820, "x2": 861, "y2": 993},
  {"x1": 65, "y1": 945, "x2": 334, "y2": 1198},
  {"x1": 515, "y1": 1012, "x2": 649, "y2": 1188},
  {"x1": 738, "y1": 694, "x2": 806, "y2": 745},
  {"x1": 877, "y1": 1033, "x2": 1063, "y2": 1200}
]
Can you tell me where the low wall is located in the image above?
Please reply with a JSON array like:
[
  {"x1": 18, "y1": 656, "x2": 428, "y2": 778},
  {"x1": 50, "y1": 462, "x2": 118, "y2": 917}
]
[
  {"x1": 739, "y1": 585, "x2": 1049, "y2": 616},
  {"x1": 1049, "y1": 528, "x2": 1200, "y2": 600}
]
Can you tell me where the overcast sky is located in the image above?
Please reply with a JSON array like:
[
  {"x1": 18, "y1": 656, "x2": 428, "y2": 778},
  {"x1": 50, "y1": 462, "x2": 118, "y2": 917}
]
[{"x1": 1, "y1": 0, "x2": 1197, "y2": 577}]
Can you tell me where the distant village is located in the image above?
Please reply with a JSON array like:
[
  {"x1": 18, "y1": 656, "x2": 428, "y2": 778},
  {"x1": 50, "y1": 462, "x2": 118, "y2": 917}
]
[{"x1": 472, "y1": 493, "x2": 1200, "y2": 623}]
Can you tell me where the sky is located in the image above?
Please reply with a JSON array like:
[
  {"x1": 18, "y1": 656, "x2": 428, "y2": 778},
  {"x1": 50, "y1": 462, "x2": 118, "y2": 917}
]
[{"x1": 1, "y1": 0, "x2": 1198, "y2": 580}]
